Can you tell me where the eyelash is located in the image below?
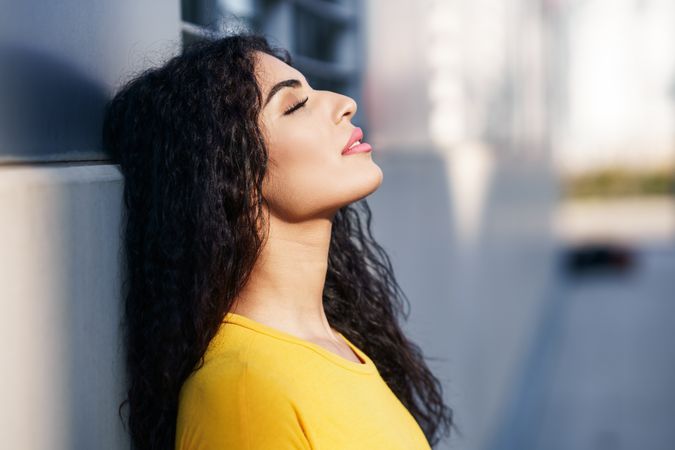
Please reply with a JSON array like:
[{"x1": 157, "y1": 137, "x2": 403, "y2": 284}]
[{"x1": 283, "y1": 96, "x2": 309, "y2": 115}]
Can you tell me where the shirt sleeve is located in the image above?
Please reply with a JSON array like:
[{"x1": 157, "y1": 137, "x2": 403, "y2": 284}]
[{"x1": 176, "y1": 358, "x2": 312, "y2": 450}]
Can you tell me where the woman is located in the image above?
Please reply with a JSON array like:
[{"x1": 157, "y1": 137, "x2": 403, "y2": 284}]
[{"x1": 103, "y1": 32, "x2": 454, "y2": 450}]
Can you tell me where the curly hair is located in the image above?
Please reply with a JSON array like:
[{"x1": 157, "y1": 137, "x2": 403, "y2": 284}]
[{"x1": 102, "y1": 32, "x2": 454, "y2": 450}]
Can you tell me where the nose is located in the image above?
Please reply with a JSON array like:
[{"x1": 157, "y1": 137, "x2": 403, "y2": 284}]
[{"x1": 333, "y1": 93, "x2": 357, "y2": 123}]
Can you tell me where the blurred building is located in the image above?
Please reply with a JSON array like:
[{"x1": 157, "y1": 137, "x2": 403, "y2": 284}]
[
  {"x1": 364, "y1": 1, "x2": 557, "y2": 449},
  {"x1": 550, "y1": 0, "x2": 675, "y2": 175}
]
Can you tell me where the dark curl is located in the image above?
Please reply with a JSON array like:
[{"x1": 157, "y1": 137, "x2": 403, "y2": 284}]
[{"x1": 102, "y1": 32, "x2": 454, "y2": 450}]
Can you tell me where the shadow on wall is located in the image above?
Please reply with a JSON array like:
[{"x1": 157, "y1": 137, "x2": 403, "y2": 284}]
[{"x1": 0, "y1": 44, "x2": 109, "y2": 162}]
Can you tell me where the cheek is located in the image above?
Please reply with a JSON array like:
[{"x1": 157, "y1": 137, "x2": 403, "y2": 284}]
[
  {"x1": 269, "y1": 121, "x2": 336, "y2": 170},
  {"x1": 265, "y1": 130, "x2": 341, "y2": 199},
  {"x1": 262, "y1": 124, "x2": 383, "y2": 219},
  {"x1": 269, "y1": 136, "x2": 340, "y2": 190}
]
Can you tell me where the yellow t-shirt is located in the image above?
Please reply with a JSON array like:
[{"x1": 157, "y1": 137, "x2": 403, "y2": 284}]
[{"x1": 175, "y1": 311, "x2": 432, "y2": 450}]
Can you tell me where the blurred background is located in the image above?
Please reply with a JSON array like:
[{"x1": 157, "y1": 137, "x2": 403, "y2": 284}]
[{"x1": 1, "y1": 0, "x2": 673, "y2": 449}]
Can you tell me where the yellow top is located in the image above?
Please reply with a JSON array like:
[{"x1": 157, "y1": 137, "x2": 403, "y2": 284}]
[{"x1": 175, "y1": 311, "x2": 432, "y2": 450}]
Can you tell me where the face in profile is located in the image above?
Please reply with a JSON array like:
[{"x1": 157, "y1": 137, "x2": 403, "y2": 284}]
[{"x1": 254, "y1": 51, "x2": 383, "y2": 223}]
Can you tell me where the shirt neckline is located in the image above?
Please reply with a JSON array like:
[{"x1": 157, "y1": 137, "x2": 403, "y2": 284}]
[{"x1": 223, "y1": 312, "x2": 378, "y2": 374}]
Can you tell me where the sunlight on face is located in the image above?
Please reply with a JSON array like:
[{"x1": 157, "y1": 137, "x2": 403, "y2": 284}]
[{"x1": 253, "y1": 51, "x2": 383, "y2": 222}]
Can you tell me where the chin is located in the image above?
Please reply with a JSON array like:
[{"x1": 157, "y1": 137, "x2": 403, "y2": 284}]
[
  {"x1": 368, "y1": 161, "x2": 384, "y2": 188},
  {"x1": 346, "y1": 166, "x2": 384, "y2": 204}
]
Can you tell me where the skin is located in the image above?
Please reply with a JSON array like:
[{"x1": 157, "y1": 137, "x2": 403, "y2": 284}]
[{"x1": 230, "y1": 51, "x2": 383, "y2": 362}]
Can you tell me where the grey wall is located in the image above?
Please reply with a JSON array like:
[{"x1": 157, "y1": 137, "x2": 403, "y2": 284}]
[
  {"x1": 0, "y1": 0, "x2": 181, "y2": 163},
  {"x1": 0, "y1": 164, "x2": 127, "y2": 449},
  {"x1": 0, "y1": 1, "x2": 181, "y2": 448}
]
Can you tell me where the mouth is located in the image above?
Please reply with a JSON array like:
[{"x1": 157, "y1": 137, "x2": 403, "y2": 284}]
[{"x1": 342, "y1": 127, "x2": 372, "y2": 155}]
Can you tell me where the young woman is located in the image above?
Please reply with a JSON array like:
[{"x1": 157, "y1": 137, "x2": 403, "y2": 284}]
[{"x1": 103, "y1": 32, "x2": 454, "y2": 450}]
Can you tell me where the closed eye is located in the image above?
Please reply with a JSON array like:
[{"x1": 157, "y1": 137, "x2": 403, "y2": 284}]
[{"x1": 284, "y1": 96, "x2": 309, "y2": 115}]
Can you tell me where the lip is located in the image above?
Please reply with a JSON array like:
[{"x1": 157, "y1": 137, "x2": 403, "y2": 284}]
[{"x1": 342, "y1": 127, "x2": 365, "y2": 155}]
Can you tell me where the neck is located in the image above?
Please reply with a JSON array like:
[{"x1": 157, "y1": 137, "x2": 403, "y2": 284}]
[{"x1": 230, "y1": 213, "x2": 337, "y2": 341}]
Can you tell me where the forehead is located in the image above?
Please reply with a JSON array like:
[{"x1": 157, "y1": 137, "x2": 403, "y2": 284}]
[{"x1": 253, "y1": 51, "x2": 305, "y2": 92}]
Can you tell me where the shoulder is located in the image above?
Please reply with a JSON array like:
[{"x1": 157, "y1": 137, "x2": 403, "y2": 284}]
[
  {"x1": 178, "y1": 328, "x2": 295, "y2": 412},
  {"x1": 176, "y1": 331, "x2": 311, "y2": 450},
  {"x1": 180, "y1": 331, "x2": 297, "y2": 407}
]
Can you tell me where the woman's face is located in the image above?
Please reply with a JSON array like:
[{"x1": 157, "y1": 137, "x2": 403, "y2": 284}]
[{"x1": 254, "y1": 51, "x2": 383, "y2": 222}]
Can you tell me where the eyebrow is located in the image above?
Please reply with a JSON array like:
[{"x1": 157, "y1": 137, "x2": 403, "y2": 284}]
[{"x1": 264, "y1": 78, "x2": 302, "y2": 107}]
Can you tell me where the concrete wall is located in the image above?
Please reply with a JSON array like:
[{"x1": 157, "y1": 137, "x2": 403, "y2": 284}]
[
  {"x1": 0, "y1": 164, "x2": 126, "y2": 449},
  {"x1": 0, "y1": 1, "x2": 180, "y2": 448}
]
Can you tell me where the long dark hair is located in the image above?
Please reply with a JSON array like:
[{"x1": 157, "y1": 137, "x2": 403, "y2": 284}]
[{"x1": 102, "y1": 32, "x2": 454, "y2": 450}]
